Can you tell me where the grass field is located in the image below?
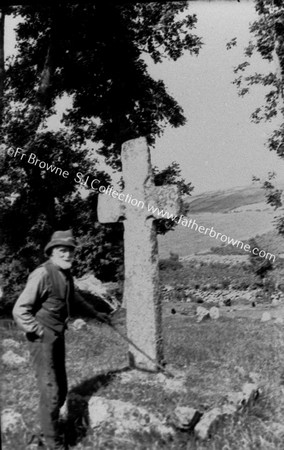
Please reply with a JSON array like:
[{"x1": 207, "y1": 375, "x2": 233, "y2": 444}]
[
  {"x1": 2, "y1": 184, "x2": 284, "y2": 449},
  {"x1": 2, "y1": 301, "x2": 284, "y2": 450}
]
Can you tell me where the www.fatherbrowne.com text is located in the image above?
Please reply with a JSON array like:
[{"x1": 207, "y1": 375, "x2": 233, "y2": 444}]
[
  {"x1": 7, "y1": 149, "x2": 275, "y2": 263},
  {"x1": 146, "y1": 205, "x2": 275, "y2": 263}
]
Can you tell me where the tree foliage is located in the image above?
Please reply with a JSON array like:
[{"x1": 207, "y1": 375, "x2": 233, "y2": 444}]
[
  {"x1": 4, "y1": 2, "x2": 201, "y2": 165},
  {"x1": 0, "y1": 2, "x2": 201, "y2": 312},
  {"x1": 248, "y1": 237, "x2": 273, "y2": 281},
  {"x1": 231, "y1": 0, "x2": 284, "y2": 235}
]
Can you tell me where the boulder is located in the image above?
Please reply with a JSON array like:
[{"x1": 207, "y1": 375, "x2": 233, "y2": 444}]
[
  {"x1": 195, "y1": 383, "x2": 260, "y2": 440},
  {"x1": 88, "y1": 396, "x2": 174, "y2": 437},
  {"x1": 240, "y1": 382, "x2": 260, "y2": 406},
  {"x1": 196, "y1": 306, "x2": 210, "y2": 323},
  {"x1": 1, "y1": 409, "x2": 27, "y2": 434},
  {"x1": 2, "y1": 350, "x2": 27, "y2": 368},
  {"x1": 194, "y1": 407, "x2": 225, "y2": 440},
  {"x1": 2, "y1": 338, "x2": 20, "y2": 350},
  {"x1": 170, "y1": 406, "x2": 202, "y2": 431},
  {"x1": 225, "y1": 383, "x2": 259, "y2": 410},
  {"x1": 75, "y1": 274, "x2": 120, "y2": 313},
  {"x1": 209, "y1": 306, "x2": 220, "y2": 320},
  {"x1": 261, "y1": 312, "x2": 271, "y2": 322},
  {"x1": 72, "y1": 318, "x2": 87, "y2": 331}
]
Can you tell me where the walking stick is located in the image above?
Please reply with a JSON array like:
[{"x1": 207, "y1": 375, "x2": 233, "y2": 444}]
[{"x1": 102, "y1": 316, "x2": 175, "y2": 379}]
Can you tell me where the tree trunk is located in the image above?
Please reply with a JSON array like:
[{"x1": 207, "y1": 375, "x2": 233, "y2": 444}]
[{"x1": 0, "y1": 9, "x2": 5, "y2": 126}]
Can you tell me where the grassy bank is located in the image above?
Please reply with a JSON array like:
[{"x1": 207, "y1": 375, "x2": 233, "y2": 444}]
[{"x1": 2, "y1": 307, "x2": 284, "y2": 449}]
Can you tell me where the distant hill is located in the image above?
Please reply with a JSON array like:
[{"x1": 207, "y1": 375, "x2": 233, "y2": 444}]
[
  {"x1": 187, "y1": 183, "x2": 284, "y2": 214},
  {"x1": 158, "y1": 183, "x2": 284, "y2": 258}
]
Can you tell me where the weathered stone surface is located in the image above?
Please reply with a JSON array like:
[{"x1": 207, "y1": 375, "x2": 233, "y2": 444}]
[
  {"x1": 1, "y1": 409, "x2": 27, "y2": 434},
  {"x1": 122, "y1": 138, "x2": 163, "y2": 370},
  {"x1": 2, "y1": 338, "x2": 20, "y2": 349},
  {"x1": 72, "y1": 318, "x2": 87, "y2": 331},
  {"x1": 240, "y1": 382, "x2": 259, "y2": 406},
  {"x1": 195, "y1": 383, "x2": 260, "y2": 440},
  {"x1": 88, "y1": 396, "x2": 174, "y2": 437},
  {"x1": 225, "y1": 383, "x2": 259, "y2": 410},
  {"x1": 194, "y1": 407, "x2": 224, "y2": 440},
  {"x1": 261, "y1": 312, "x2": 271, "y2": 322},
  {"x1": 170, "y1": 406, "x2": 202, "y2": 431},
  {"x1": 2, "y1": 350, "x2": 27, "y2": 368},
  {"x1": 209, "y1": 306, "x2": 220, "y2": 320},
  {"x1": 97, "y1": 137, "x2": 181, "y2": 371},
  {"x1": 196, "y1": 306, "x2": 210, "y2": 322},
  {"x1": 97, "y1": 193, "x2": 126, "y2": 223}
]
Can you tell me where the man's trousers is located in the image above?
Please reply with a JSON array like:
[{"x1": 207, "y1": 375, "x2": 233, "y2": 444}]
[{"x1": 28, "y1": 330, "x2": 67, "y2": 449}]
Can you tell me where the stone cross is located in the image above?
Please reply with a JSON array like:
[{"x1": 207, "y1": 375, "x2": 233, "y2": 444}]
[{"x1": 97, "y1": 137, "x2": 181, "y2": 371}]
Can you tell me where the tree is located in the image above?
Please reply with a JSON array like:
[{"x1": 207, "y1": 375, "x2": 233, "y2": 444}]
[
  {"x1": 0, "y1": 2, "x2": 201, "y2": 312},
  {"x1": 248, "y1": 237, "x2": 273, "y2": 281},
  {"x1": 0, "y1": 8, "x2": 5, "y2": 124},
  {"x1": 230, "y1": 0, "x2": 284, "y2": 235}
]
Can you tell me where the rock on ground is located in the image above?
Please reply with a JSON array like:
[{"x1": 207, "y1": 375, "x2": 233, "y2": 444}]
[
  {"x1": 1, "y1": 409, "x2": 27, "y2": 434},
  {"x1": 2, "y1": 350, "x2": 27, "y2": 368},
  {"x1": 209, "y1": 306, "x2": 220, "y2": 320},
  {"x1": 195, "y1": 383, "x2": 260, "y2": 440},
  {"x1": 2, "y1": 338, "x2": 20, "y2": 349},
  {"x1": 261, "y1": 312, "x2": 271, "y2": 322},
  {"x1": 72, "y1": 318, "x2": 87, "y2": 331},
  {"x1": 75, "y1": 274, "x2": 120, "y2": 312},
  {"x1": 170, "y1": 406, "x2": 202, "y2": 431},
  {"x1": 196, "y1": 306, "x2": 210, "y2": 322},
  {"x1": 88, "y1": 396, "x2": 174, "y2": 437},
  {"x1": 194, "y1": 407, "x2": 225, "y2": 440}
]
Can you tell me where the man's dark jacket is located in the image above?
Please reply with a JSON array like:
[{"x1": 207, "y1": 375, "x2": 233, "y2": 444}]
[{"x1": 13, "y1": 260, "x2": 75, "y2": 338}]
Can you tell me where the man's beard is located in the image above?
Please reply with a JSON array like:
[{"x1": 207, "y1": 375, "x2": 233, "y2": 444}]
[{"x1": 50, "y1": 256, "x2": 73, "y2": 271}]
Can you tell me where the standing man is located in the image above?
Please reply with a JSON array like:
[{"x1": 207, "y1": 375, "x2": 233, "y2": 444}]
[{"x1": 12, "y1": 230, "x2": 109, "y2": 450}]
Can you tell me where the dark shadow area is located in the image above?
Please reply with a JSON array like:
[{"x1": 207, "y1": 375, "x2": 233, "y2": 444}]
[{"x1": 65, "y1": 365, "x2": 130, "y2": 446}]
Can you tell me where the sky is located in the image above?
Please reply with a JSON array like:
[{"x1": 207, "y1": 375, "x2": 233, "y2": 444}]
[
  {"x1": 4, "y1": 1, "x2": 284, "y2": 194},
  {"x1": 149, "y1": 0, "x2": 284, "y2": 193}
]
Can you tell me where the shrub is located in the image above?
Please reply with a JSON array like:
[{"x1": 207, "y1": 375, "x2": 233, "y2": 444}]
[{"x1": 248, "y1": 238, "x2": 274, "y2": 279}]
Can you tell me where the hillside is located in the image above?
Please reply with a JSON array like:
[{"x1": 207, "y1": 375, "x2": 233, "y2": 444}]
[
  {"x1": 158, "y1": 183, "x2": 284, "y2": 258},
  {"x1": 187, "y1": 183, "x2": 284, "y2": 214}
]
